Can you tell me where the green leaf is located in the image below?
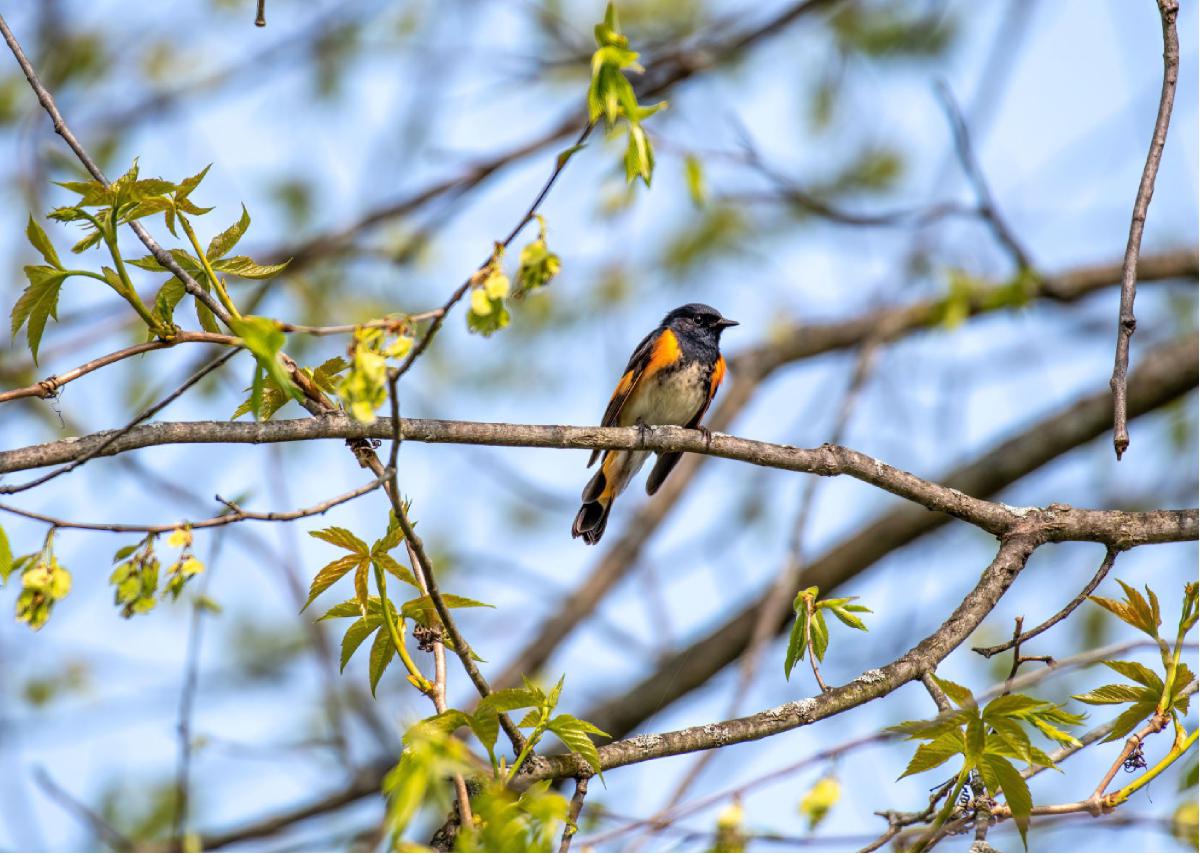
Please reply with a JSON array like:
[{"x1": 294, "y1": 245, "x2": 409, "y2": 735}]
[
  {"x1": 1101, "y1": 700, "x2": 1157, "y2": 743},
  {"x1": 1027, "y1": 714, "x2": 1082, "y2": 747},
  {"x1": 1072, "y1": 684, "x2": 1153, "y2": 705},
  {"x1": 0, "y1": 525, "x2": 11, "y2": 585},
  {"x1": 319, "y1": 597, "x2": 380, "y2": 621},
  {"x1": 401, "y1": 593, "x2": 493, "y2": 626},
  {"x1": 783, "y1": 608, "x2": 809, "y2": 680},
  {"x1": 624, "y1": 123, "x2": 655, "y2": 186},
  {"x1": 373, "y1": 554, "x2": 419, "y2": 589},
  {"x1": 11, "y1": 266, "x2": 68, "y2": 364},
  {"x1": 368, "y1": 622, "x2": 395, "y2": 696},
  {"x1": 548, "y1": 713, "x2": 609, "y2": 774},
  {"x1": 933, "y1": 676, "x2": 977, "y2": 709},
  {"x1": 898, "y1": 730, "x2": 963, "y2": 778},
  {"x1": 212, "y1": 254, "x2": 290, "y2": 280},
  {"x1": 827, "y1": 603, "x2": 870, "y2": 631},
  {"x1": 310, "y1": 526, "x2": 369, "y2": 555},
  {"x1": 982, "y1": 694, "x2": 1048, "y2": 721},
  {"x1": 470, "y1": 709, "x2": 501, "y2": 755},
  {"x1": 555, "y1": 144, "x2": 587, "y2": 170},
  {"x1": 981, "y1": 754, "x2": 1031, "y2": 849},
  {"x1": 176, "y1": 164, "x2": 211, "y2": 201},
  {"x1": 206, "y1": 204, "x2": 251, "y2": 260},
  {"x1": 153, "y1": 277, "x2": 187, "y2": 327},
  {"x1": 421, "y1": 709, "x2": 472, "y2": 735},
  {"x1": 302, "y1": 554, "x2": 364, "y2": 611},
  {"x1": 339, "y1": 616, "x2": 380, "y2": 671},
  {"x1": 887, "y1": 709, "x2": 974, "y2": 739},
  {"x1": 230, "y1": 315, "x2": 300, "y2": 408},
  {"x1": 26, "y1": 216, "x2": 62, "y2": 269},
  {"x1": 477, "y1": 687, "x2": 541, "y2": 717},
  {"x1": 987, "y1": 718, "x2": 1034, "y2": 765},
  {"x1": 964, "y1": 716, "x2": 986, "y2": 767},
  {"x1": 1103, "y1": 659, "x2": 1164, "y2": 692},
  {"x1": 810, "y1": 607, "x2": 829, "y2": 662}
]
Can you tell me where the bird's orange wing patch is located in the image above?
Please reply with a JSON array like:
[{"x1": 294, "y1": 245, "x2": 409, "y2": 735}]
[
  {"x1": 709, "y1": 355, "x2": 726, "y2": 400},
  {"x1": 643, "y1": 327, "x2": 682, "y2": 378}
]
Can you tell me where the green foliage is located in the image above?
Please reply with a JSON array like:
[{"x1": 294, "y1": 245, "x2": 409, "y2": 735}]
[
  {"x1": 458, "y1": 781, "x2": 570, "y2": 853},
  {"x1": 109, "y1": 536, "x2": 161, "y2": 617},
  {"x1": 0, "y1": 524, "x2": 11, "y2": 585},
  {"x1": 232, "y1": 356, "x2": 347, "y2": 421},
  {"x1": 9, "y1": 530, "x2": 71, "y2": 631},
  {"x1": 1075, "y1": 581, "x2": 1197, "y2": 742},
  {"x1": 661, "y1": 204, "x2": 747, "y2": 277},
  {"x1": 466, "y1": 244, "x2": 513, "y2": 337},
  {"x1": 228, "y1": 315, "x2": 301, "y2": 418},
  {"x1": 889, "y1": 677, "x2": 1084, "y2": 849},
  {"x1": 335, "y1": 327, "x2": 412, "y2": 423},
  {"x1": 587, "y1": 3, "x2": 666, "y2": 186},
  {"x1": 513, "y1": 215, "x2": 562, "y2": 298},
  {"x1": 783, "y1": 586, "x2": 871, "y2": 681},
  {"x1": 11, "y1": 262, "x2": 69, "y2": 365}
]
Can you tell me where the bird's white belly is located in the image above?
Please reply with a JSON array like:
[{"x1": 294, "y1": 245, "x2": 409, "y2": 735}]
[{"x1": 618, "y1": 360, "x2": 708, "y2": 428}]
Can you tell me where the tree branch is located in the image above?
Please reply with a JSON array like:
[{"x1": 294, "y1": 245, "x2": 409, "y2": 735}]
[
  {"x1": 972, "y1": 546, "x2": 1119, "y2": 658},
  {"x1": 1110, "y1": 0, "x2": 1180, "y2": 459},
  {"x1": 516, "y1": 533, "x2": 1045, "y2": 784}
]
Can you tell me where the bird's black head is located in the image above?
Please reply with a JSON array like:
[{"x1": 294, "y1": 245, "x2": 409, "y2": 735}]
[{"x1": 661, "y1": 303, "x2": 739, "y2": 342}]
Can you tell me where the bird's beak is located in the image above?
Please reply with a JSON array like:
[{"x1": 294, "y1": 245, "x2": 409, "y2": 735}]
[{"x1": 716, "y1": 318, "x2": 739, "y2": 328}]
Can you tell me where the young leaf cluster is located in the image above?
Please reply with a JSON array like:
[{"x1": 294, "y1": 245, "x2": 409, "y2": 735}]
[
  {"x1": 466, "y1": 243, "x2": 513, "y2": 337},
  {"x1": 1074, "y1": 581, "x2": 1197, "y2": 742},
  {"x1": 109, "y1": 527, "x2": 205, "y2": 618},
  {"x1": 783, "y1": 586, "x2": 871, "y2": 681},
  {"x1": 890, "y1": 676, "x2": 1084, "y2": 847},
  {"x1": 380, "y1": 676, "x2": 607, "y2": 849},
  {"x1": 335, "y1": 327, "x2": 411, "y2": 423},
  {"x1": 587, "y1": 3, "x2": 667, "y2": 186},
  {"x1": 3, "y1": 529, "x2": 71, "y2": 631}
]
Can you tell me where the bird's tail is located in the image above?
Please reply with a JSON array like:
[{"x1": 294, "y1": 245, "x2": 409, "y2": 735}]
[{"x1": 572, "y1": 452, "x2": 618, "y2": 545}]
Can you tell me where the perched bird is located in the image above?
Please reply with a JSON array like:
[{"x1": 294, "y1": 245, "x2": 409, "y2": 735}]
[{"x1": 572, "y1": 303, "x2": 738, "y2": 545}]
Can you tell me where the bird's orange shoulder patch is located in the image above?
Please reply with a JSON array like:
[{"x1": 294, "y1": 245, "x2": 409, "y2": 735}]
[{"x1": 644, "y1": 328, "x2": 682, "y2": 377}]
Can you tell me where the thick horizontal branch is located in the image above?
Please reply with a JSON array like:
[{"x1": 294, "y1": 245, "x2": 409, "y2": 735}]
[
  {"x1": 2, "y1": 418, "x2": 1194, "y2": 549},
  {"x1": 6, "y1": 336, "x2": 1195, "y2": 544}
]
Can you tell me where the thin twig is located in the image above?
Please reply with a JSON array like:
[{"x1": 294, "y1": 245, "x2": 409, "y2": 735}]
[
  {"x1": 1111, "y1": 0, "x2": 1180, "y2": 459},
  {"x1": 393, "y1": 120, "x2": 594, "y2": 379},
  {"x1": 0, "y1": 332, "x2": 237, "y2": 405},
  {"x1": 34, "y1": 768, "x2": 137, "y2": 852},
  {"x1": 0, "y1": 471, "x2": 389, "y2": 534},
  {"x1": 558, "y1": 776, "x2": 590, "y2": 853},
  {"x1": 255, "y1": 0, "x2": 266, "y2": 27},
  {"x1": 933, "y1": 80, "x2": 1032, "y2": 271},
  {"x1": 973, "y1": 547, "x2": 1119, "y2": 658},
  {"x1": 1, "y1": 345, "x2": 239, "y2": 495},
  {"x1": 173, "y1": 524, "x2": 228, "y2": 848}
]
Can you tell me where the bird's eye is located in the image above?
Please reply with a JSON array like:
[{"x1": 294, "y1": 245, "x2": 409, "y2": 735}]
[{"x1": 694, "y1": 313, "x2": 705, "y2": 324}]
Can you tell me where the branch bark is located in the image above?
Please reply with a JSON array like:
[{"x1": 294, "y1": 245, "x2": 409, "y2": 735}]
[{"x1": 1110, "y1": 0, "x2": 1180, "y2": 459}]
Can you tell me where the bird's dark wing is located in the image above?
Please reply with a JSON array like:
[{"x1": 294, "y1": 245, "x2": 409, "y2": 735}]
[
  {"x1": 588, "y1": 326, "x2": 681, "y2": 467},
  {"x1": 645, "y1": 355, "x2": 726, "y2": 494}
]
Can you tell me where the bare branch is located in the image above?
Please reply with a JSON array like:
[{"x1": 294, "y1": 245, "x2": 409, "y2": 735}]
[
  {"x1": 1111, "y1": 0, "x2": 1181, "y2": 459},
  {"x1": 0, "y1": 472, "x2": 389, "y2": 534},
  {"x1": 973, "y1": 546, "x2": 1119, "y2": 658}
]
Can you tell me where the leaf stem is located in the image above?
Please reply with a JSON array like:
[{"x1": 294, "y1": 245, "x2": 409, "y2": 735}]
[
  {"x1": 178, "y1": 215, "x2": 241, "y2": 320},
  {"x1": 1105, "y1": 726, "x2": 1196, "y2": 807},
  {"x1": 373, "y1": 560, "x2": 431, "y2": 695}
]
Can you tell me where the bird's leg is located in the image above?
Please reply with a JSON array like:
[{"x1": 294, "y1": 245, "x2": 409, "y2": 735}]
[
  {"x1": 634, "y1": 417, "x2": 652, "y2": 449},
  {"x1": 697, "y1": 424, "x2": 712, "y2": 448}
]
